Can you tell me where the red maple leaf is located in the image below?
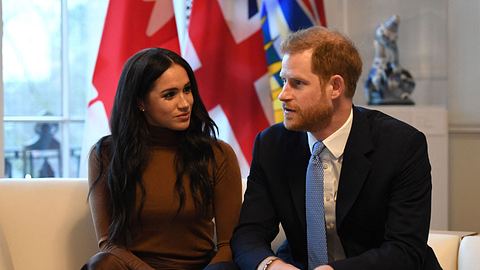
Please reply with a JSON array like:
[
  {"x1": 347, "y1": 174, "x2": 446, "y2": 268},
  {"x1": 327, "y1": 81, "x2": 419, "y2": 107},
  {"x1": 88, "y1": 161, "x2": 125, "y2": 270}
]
[{"x1": 91, "y1": 0, "x2": 180, "y2": 119}]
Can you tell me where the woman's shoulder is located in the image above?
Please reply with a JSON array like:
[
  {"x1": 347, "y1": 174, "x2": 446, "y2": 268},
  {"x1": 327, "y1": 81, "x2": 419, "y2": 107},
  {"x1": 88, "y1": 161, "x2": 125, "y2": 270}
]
[
  {"x1": 212, "y1": 139, "x2": 235, "y2": 156},
  {"x1": 210, "y1": 139, "x2": 242, "y2": 186},
  {"x1": 88, "y1": 136, "x2": 113, "y2": 185},
  {"x1": 211, "y1": 139, "x2": 239, "y2": 165},
  {"x1": 89, "y1": 135, "x2": 113, "y2": 162}
]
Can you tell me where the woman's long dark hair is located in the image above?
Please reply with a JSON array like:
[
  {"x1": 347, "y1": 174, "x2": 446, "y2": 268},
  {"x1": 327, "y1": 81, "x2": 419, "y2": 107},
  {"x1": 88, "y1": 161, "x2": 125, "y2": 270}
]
[{"x1": 90, "y1": 48, "x2": 218, "y2": 247}]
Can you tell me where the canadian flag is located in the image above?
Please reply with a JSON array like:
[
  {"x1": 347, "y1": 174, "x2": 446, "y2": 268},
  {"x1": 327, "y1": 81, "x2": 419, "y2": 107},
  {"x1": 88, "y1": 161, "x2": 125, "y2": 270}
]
[
  {"x1": 81, "y1": 0, "x2": 325, "y2": 177},
  {"x1": 80, "y1": 0, "x2": 181, "y2": 176},
  {"x1": 81, "y1": 0, "x2": 273, "y2": 177}
]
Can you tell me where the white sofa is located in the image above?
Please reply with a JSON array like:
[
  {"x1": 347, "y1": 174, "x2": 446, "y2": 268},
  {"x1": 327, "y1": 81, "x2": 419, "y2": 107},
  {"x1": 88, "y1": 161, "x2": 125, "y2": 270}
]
[
  {"x1": 0, "y1": 178, "x2": 479, "y2": 270},
  {"x1": 428, "y1": 231, "x2": 480, "y2": 270}
]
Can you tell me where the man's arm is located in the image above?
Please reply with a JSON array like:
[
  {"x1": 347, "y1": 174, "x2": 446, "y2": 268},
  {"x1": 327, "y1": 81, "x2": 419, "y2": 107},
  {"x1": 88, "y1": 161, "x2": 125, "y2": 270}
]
[
  {"x1": 231, "y1": 133, "x2": 282, "y2": 269},
  {"x1": 331, "y1": 130, "x2": 432, "y2": 270}
]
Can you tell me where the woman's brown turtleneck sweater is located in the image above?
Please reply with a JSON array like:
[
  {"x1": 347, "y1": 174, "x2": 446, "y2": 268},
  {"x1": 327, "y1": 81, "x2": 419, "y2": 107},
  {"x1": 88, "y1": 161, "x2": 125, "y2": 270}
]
[{"x1": 88, "y1": 127, "x2": 242, "y2": 269}]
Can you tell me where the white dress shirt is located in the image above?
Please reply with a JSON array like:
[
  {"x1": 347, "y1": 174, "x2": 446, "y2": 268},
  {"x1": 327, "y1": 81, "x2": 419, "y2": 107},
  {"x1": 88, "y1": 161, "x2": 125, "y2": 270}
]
[
  {"x1": 257, "y1": 109, "x2": 353, "y2": 269},
  {"x1": 307, "y1": 108, "x2": 353, "y2": 262}
]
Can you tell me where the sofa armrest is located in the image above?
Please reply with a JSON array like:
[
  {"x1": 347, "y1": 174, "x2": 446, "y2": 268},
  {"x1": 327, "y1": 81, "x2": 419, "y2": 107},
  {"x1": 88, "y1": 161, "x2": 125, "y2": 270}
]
[{"x1": 0, "y1": 225, "x2": 14, "y2": 270}]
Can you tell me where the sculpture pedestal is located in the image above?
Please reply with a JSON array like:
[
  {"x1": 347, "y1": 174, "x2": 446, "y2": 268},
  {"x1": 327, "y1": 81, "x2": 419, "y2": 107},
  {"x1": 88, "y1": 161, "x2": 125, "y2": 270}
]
[{"x1": 367, "y1": 105, "x2": 449, "y2": 230}]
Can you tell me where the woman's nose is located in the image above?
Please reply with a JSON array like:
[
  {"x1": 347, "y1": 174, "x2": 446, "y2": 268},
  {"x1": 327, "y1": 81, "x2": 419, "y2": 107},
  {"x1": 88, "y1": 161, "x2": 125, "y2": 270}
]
[{"x1": 178, "y1": 93, "x2": 190, "y2": 110}]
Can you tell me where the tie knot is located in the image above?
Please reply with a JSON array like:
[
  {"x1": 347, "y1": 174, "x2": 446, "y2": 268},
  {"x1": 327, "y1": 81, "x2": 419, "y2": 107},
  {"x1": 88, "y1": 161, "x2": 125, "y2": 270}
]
[{"x1": 312, "y1": 141, "x2": 325, "y2": 156}]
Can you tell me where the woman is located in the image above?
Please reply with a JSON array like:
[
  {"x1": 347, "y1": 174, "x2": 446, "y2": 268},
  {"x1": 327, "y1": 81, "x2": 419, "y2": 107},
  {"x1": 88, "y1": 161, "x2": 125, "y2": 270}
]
[{"x1": 82, "y1": 48, "x2": 242, "y2": 270}]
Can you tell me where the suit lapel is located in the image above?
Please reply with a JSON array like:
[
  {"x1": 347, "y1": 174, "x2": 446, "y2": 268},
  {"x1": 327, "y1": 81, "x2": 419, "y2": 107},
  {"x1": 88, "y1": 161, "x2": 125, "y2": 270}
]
[
  {"x1": 286, "y1": 132, "x2": 310, "y2": 231},
  {"x1": 336, "y1": 107, "x2": 374, "y2": 228}
]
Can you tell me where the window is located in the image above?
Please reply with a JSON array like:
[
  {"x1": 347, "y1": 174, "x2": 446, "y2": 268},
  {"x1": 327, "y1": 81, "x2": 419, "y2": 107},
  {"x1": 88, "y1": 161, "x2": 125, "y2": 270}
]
[{"x1": 2, "y1": 0, "x2": 108, "y2": 177}]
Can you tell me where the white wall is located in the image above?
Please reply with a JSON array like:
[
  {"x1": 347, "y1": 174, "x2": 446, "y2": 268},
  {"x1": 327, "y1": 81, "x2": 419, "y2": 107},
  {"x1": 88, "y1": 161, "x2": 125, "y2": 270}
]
[
  {"x1": 448, "y1": 0, "x2": 480, "y2": 126},
  {"x1": 324, "y1": 0, "x2": 448, "y2": 107},
  {"x1": 0, "y1": 1, "x2": 4, "y2": 177},
  {"x1": 324, "y1": 0, "x2": 480, "y2": 232},
  {"x1": 447, "y1": 0, "x2": 480, "y2": 232}
]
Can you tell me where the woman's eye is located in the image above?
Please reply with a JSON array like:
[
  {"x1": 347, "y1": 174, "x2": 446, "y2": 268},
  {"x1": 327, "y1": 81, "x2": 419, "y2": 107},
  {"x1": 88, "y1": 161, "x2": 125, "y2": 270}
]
[
  {"x1": 163, "y1": 91, "x2": 176, "y2": 99},
  {"x1": 183, "y1": 85, "x2": 192, "y2": 93}
]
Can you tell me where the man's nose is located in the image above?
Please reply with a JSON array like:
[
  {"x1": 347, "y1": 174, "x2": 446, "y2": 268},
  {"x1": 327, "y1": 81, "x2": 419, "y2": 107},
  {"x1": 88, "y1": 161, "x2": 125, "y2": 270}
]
[{"x1": 278, "y1": 83, "x2": 291, "y2": 101}]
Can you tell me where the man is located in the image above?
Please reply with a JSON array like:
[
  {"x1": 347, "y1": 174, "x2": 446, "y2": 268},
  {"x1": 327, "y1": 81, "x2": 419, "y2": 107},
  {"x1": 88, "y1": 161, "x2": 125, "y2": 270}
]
[{"x1": 231, "y1": 26, "x2": 441, "y2": 270}]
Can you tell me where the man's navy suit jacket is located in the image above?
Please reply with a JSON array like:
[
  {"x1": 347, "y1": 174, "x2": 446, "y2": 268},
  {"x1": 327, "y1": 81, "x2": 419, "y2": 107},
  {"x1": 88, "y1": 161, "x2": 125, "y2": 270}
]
[{"x1": 232, "y1": 106, "x2": 441, "y2": 270}]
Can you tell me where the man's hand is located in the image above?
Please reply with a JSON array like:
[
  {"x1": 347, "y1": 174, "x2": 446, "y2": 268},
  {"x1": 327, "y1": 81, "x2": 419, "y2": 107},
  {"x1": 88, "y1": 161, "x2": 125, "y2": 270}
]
[
  {"x1": 314, "y1": 265, "x2": 334, "y2": 270},
  {"x1": 268, "y1": 259, "x2": 300, "y2": 270}
]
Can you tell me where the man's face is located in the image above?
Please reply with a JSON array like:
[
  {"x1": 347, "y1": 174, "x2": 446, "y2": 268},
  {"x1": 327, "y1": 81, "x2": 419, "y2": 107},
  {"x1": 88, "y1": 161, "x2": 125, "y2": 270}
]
[{"x1": 278, "y1": 49, "x2": 333, "y2": 133}]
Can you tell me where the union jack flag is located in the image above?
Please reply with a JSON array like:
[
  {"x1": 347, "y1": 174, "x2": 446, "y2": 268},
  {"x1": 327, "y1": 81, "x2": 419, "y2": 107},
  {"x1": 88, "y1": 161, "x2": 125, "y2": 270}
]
[{"x1": 185, "y1": 0, "x2": 326, "y2": 176}]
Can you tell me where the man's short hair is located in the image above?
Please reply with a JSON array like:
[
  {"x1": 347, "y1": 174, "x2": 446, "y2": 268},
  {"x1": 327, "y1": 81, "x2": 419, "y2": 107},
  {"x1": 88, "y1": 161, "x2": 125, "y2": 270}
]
[{"x1": 281, "y1": 26, "x2": 362, "y2": 98}]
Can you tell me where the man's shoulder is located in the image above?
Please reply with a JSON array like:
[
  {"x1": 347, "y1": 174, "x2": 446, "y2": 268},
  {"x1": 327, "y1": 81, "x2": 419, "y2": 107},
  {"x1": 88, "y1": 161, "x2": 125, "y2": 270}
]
[
  {"x1": 355, "y1": 106, "x2": 422, "y2": 137},
  {"x1": 261, "y1": 122, "x2": 287, "y2": 134},
  {"x1": 258, "y1": 122, "x2": 305, "y2": 142}
]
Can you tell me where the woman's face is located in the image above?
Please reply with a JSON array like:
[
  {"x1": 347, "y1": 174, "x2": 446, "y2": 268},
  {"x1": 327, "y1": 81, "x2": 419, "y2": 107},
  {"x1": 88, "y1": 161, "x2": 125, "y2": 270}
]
[{"x1": 141, "y1": 64, "x2": 194, "y2": 130}]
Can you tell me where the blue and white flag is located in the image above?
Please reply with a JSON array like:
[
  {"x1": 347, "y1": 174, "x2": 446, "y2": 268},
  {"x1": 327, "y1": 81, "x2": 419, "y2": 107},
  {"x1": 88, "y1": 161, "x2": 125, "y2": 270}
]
[{"x1": 259, "y1": 0, "x2": 327, "y2": 122}]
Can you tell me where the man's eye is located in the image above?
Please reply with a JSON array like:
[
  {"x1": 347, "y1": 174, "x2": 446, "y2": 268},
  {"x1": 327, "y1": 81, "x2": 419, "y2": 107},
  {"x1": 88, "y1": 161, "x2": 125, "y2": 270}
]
[{"x1": 292, "y1": 80, "x2": 304, "y2": 87}]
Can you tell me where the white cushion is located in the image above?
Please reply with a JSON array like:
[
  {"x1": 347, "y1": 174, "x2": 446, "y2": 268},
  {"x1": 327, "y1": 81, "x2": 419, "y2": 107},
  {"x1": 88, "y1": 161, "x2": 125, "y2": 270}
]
[
  {"x1": 0, "y1": 179, "x2": 97, "y2": 270},
  {"x1": 458, "y1": 235, "x2": 480, "y2": 270}
]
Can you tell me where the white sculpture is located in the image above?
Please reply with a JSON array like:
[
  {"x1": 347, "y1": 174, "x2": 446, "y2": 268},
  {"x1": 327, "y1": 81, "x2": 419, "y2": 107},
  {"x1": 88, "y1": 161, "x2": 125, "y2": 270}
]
[{"x1": 365, "y1": 15, "x2": 415, "y2": 105}]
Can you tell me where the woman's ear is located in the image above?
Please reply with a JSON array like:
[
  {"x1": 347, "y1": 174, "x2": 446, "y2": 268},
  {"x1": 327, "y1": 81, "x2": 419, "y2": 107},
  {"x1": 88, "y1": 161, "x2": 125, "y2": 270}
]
[
  {"x1": 137, "y1": 100, "x2": 145, "y2": 112},
  {"x1": 330, "y1": 75, "x2": 345, "y2": 100}
]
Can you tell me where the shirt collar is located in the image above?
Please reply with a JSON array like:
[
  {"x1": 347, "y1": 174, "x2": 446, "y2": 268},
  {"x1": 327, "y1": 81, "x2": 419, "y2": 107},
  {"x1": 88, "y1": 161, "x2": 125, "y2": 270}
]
[{"x1": 308, "y1": 108, "x2": 353, "y2": 159}]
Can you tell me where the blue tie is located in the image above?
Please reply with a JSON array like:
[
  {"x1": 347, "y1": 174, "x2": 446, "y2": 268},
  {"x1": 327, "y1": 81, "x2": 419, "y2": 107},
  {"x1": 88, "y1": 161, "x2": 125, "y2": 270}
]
[{"x1": 306, "y1": 141, "x2": 328, "y2": 269}]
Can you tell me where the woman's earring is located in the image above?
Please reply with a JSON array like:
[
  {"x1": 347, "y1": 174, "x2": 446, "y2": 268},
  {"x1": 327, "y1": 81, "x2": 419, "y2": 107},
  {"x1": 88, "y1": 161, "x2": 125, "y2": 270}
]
[{"x1": 139, "y1": 107, "x2": 145, "y2": 112}]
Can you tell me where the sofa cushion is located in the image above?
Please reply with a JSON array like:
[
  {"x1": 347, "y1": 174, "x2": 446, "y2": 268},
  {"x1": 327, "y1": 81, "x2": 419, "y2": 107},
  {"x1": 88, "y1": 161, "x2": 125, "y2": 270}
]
[
  {"x1": 0, "y1": 178, "x2": 97, "y2": 270},
  {"x1": 428, "y1": 233, "x2": 461, "y2": 270}
]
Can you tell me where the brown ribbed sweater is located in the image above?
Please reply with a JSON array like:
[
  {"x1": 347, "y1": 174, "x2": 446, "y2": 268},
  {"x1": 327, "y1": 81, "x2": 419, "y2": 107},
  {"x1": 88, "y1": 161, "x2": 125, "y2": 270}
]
[{"x1": 88, "y1": 128, "x2": 242, "y2": 270}]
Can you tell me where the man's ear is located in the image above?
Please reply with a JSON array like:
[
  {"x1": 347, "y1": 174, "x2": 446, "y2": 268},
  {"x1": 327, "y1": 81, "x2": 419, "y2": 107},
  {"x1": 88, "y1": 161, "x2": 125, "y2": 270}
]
[{"x1": 329, "y1": 75, "x2": 345, "y2": 100}]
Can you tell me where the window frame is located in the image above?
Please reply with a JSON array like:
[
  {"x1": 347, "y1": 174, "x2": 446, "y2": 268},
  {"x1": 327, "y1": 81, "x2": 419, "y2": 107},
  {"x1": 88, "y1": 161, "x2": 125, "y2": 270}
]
[{"x1": 1, "y1": 0, "x2": 86, "y2": 178}]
